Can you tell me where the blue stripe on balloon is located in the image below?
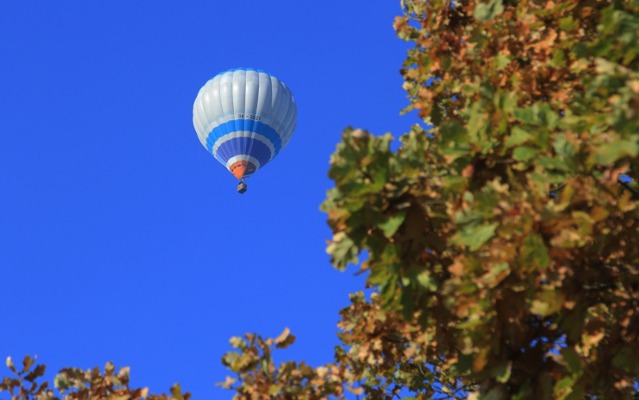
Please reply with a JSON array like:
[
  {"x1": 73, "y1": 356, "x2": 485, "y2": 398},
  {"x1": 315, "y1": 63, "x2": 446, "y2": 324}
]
[
  {"x1": 214, "y1": 138, "x2": 272, "y2": 168},
  {"x1": 205, "y1": 119, "x2": 282, "y2": 155}
]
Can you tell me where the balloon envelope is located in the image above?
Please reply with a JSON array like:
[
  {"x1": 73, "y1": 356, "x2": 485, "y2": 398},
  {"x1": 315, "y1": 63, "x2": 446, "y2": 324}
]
[{"x1": 193, "y1": 68, "x2": 297, "y2": 180}]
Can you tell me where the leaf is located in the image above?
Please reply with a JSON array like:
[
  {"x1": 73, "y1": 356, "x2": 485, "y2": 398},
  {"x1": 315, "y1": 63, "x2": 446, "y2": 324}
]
[
  {"x1": 612, "y1": 346, "x2": 639, "y2": 373},
  {"x1": 221, "y1": 352, "x2": 240, "y2": 369},
  {"x1": 531, "y1": 291, "x2": 563, "y2": 317},
  {"x1": 431, "y1": 101, "x2": 443, "y2": 125},
  {"x1": 275, "y1": 327, "x2": 290, "y2": 344},
  {"x1": 505, "y1": 127, "x2": 532, "y2": 148},
  {"x1": 482, "y1": 385, "x2": 508, "y2": 400},
  {"x1": 104, "y1": 361, "x2": 114, "y2": 376},
  {"x1": 21, "y1": 355, "x2": 35, "y2": 374},
  {"x1": 559, "y1": 16, "x2": 578, "y2": 32},
  {"x1": 378, "y1": 211, "x2": 406, "y2": 238},
  {"x1": 554, "y1": 376, "x2": 576, "y2": 399},
  {"x1": 474, "y1": 0, "x2": 504, "y2": 22},
  {"x1": 268, "y1": 384, "x2": 283, "y2": 395},
  {"x1": 54, "y1": 374, "x2": 70, "y2": 391},
  {"x1": 513, "y1": 146, "x2": 538, "y2": 162},
  {"x1": 519, "y1": 234, "x2": 550, "y2": 271},
  {"x1": 513, "y1": 104, "x2": 555, "y2": 127},
  {"x1": 170, "y1": 383, "x2": 184, "y2": 400},
  {"x1": 275, "y1": 327, "x2": 296, "y2": 349},
  {"x1": 347, "y1": 386, "x2": 364, "y2": 395},
  {"x1": 116, "y1": 366, "x2": 130, "y2": 381},
  {"x1": 24, "y1": 364, "x2": 46, "y2": 383},
  {"x1": 416, "y1": 269, "x2": 437, "y2": 291},
  {"x1": 229, "y1": 336, "x2": 246, "y2": 350},
  {"x1": 327, "y1": 232, "x2": 359, "y2": 271},
  {"x1": 452, "y1": 222, "x2": 499, "y2": 251},
  {"x1": 493, "y1": 361, "x2": 512, "y2": 383},
  {"x1": 561, "y1": 348, "x2": 583, "y2": 374},
  {"x1": 5, "y1": 357, "x2": 16, "y2": 373},
  {"x1": 553, "y1": 133, "x2": 576, "y2": 159},
  {"x1": 480, "y1": 262, "x2": 510, "y2": 288},
  {"x1": 495, "y1": 53, "x2": 510, "y2": 70},
  {"x1": 473, "y1": 348, "x2": 489, "y2": 371},
  {"x1": 594, "y1": 139, "x2": 639, "y2": 165}
]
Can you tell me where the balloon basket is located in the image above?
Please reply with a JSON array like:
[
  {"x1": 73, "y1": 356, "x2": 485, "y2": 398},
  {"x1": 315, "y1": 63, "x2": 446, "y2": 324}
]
[{"x1": 237, "y1": 180, "x2": 248, "y2": 194}]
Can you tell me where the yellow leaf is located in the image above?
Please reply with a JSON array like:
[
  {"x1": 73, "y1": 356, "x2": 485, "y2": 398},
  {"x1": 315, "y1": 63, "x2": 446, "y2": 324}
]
[
  {"x1": 347, "y1": 386, "x2": 364, "y2": 395},
  {"x1": 473, "y1": 348, "x2": 489, "y2": 372}
]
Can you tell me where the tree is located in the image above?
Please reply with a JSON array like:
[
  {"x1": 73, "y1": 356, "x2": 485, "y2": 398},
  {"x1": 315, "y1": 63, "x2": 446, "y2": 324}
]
[
  {"x1": 3, "y1": 1, "x2": 638, "y2": 399},
  {"x1": 220, "y1": 0, "x2": 639, "y2": 398}
]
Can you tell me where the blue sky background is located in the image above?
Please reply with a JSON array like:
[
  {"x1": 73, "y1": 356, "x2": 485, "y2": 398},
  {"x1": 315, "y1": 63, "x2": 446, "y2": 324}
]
[{"x1": 0, "y1": 1, "x2": 421, "y2": 398}]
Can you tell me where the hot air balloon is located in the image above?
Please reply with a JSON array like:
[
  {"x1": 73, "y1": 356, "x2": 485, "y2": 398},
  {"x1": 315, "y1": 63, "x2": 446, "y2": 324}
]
[{"x1": 192, "y1": 68, "x2": 297, "y2": 193}]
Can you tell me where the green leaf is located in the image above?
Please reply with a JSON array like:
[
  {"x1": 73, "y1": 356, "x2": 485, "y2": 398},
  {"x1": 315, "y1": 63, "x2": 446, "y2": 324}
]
[
  {"x1": 379, "y1": 273, "x2": 399, "y2": 307},
  {"x1": 561, "y1": 348, "x2": 583, "y2": 374},
  {"x1": 612, "y1": 346, "x2": 639, "y2": 373},
  {"x1": 170, "y1": 383, "x2": 184, "y2": 400},
  {"x1": 378, "y1": 211, "x2": 406, "y2": 238},
  {"x1": 452, "y1": 222, "x2": 499, "y2": 251},
  {"x1": 505, "y1": 127, "x2": 532, "y2": 148},
  {"x1": 531, "y1": 290, "x2": 563, "y2": 317},
  {"x1": 401, "y1": 284, "x2": 415, "y2": 320},
  {"x1": 480, "y1": 262, "x2": 510, "y2": 288},
  {"x1": 537, "y1": 104, "x2": 559, "y2": 128},
  {"x1": 494, "y1": 361, "x2": 512, "y2": 383},
  {"x1": 559, "y1": 16, "x2": 577, "y2": 31},
  {"x1": 553, "y1": 134, "x2": 576, "y2": 159},
  {"x1": 368, "y1": 245, "x2": 398, "y2": 285},
  {"x1": 222, "y1": 352, "x2": 240, "y2": 369},
  {"x1": 431, "y1": 102, "x2": 443, "y2": 125},
  {"x1": 416, "y1": 269, "x2": 438, "y2": 291},
  {"x1": 513, "y1": 146, "x2": 538, "y2": 162},
  {"x1": 554, "y1": 376, "x2": 576, "y2": 399},
  {"x1": 269, "y1": 384, "x2": 283, "y2": 395},
  {"x1": 495, "y1": 53, "x2": 510, "y2": 70},
  {"x1": 519, "y1": 234, "x2": 550, "y2": 270},
  {"x1": 327, "y1": 232, "x2": 359, "y2": 271},
  {"x1": 514, "y1": 107, "x2": 538, "y2": 125},
  {"x1": 594, "y1": 139, "x2": 639, "y2": 165},
  {"x1": 474, "y1": 0, "x2": 504, "y2": 22},
  {"x1": 482, "y1": 385, "x2": 508, "y2": 400}
]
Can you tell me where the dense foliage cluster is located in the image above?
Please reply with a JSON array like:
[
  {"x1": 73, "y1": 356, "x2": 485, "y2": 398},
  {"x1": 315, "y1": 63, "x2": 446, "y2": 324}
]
[
  {"x1": 0, "y1": 356, "x2": 190, "y2": 400},
  {"x1": 3, "y1": 1, "x2": 638, "y2": 399},
  {"x1": 325, "y1": 0, "x2": 639, "y2": 397}
]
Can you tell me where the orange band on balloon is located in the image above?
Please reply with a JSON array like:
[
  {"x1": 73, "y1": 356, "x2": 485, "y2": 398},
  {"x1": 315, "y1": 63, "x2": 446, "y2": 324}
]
[{"x1": 229, "y1": 160, "x2": 256, "y2": 179}]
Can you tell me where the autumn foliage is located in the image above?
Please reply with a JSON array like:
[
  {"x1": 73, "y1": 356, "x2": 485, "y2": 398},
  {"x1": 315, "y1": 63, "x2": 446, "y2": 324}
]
[
  {"x1": 0, "y1": 356, "x2": 191, "y2": 400},
  {"x1": 224, "y1": 0, "x2": 639, "y2": 398},
  {"x1": 3, "y1": 1, "x2": 639, "y2": 399}
]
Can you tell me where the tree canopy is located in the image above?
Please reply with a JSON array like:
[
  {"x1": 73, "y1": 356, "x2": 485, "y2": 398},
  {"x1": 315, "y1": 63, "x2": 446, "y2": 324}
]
[
  {"x1": 223, "y1": 0, "x2": 639, "y2": 398},
  {"x1": 3, "y1": 1, "x2": 638, "y2": 399}
]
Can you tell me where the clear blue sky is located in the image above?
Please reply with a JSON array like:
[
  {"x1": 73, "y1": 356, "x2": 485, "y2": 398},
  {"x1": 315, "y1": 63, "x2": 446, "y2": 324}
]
[{"x1": 0, "y1": 1, "x2": 420, "y2": 397}]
